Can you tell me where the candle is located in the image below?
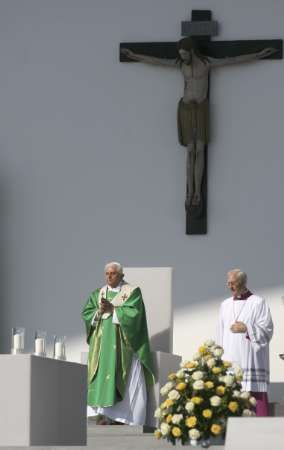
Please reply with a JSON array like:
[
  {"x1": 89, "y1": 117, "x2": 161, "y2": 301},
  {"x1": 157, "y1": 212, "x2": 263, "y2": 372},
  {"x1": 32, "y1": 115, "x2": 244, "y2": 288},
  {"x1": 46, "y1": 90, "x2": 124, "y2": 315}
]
[
  {"x1": 13, "y1": 333, "x2": 23, "y2": 350},
  {"x1": 55, "y1": 341, "x2": 63, "y2": 358},
  {"x1": 35, "y1": 337, "x2": 45, "y2": 355}
]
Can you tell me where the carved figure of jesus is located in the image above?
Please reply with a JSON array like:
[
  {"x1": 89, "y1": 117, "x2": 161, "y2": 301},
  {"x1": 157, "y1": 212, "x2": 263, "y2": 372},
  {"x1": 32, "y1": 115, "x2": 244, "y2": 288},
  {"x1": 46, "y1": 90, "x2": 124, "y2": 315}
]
[{"x1": 121, "y1": 38, "x2": 275, "y2": 207}]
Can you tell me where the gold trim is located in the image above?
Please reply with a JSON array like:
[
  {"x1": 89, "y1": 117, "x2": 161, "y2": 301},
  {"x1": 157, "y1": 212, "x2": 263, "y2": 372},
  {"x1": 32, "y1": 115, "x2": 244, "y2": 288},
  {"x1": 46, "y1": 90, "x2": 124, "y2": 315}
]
[{"x1": 98, "y1": 283, "x2": 136, "y2": 319}]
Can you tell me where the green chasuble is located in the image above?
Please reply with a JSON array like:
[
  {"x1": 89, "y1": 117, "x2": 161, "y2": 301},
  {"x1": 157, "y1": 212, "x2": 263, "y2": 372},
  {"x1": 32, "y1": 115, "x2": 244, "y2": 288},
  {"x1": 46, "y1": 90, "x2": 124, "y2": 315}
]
[{"x1": 81, "y1": 283, "x2": 155, "y2": 407}]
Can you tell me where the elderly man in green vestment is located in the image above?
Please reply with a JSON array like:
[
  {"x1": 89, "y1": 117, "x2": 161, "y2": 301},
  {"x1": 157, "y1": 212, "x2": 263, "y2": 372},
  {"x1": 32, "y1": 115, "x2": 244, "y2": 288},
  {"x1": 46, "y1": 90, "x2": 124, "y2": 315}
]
[{"x1": 82, "y1": 262, "x2": 154, "y2": 425}]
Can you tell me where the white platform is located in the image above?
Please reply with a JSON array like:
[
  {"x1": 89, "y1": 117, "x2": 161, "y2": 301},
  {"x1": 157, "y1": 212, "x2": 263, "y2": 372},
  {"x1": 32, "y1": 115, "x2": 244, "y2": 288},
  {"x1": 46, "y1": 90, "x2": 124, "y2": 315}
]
[
  {"x1": 0, "y1": 425, "x2": 225, "y2": 450},
  {"x1": 225, "y1": 417, "x2": 284, "y2": 450},
  {"x1": 0, "y1": 355, "x2": 87, "y2": 446}
]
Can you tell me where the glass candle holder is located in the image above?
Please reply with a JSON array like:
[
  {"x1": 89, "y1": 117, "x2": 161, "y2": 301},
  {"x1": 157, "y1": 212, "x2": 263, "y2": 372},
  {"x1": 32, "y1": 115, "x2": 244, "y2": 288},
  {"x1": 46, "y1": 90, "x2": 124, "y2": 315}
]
[
  {"x1": 34, "y1": 330, "x2": 47, "y2": 357},
  {"x1": 53, "y1": 336, "x2": 66, "y2": 361},
  {"x1": 11, "y1": 327, "x2": 25, "y2": 354}
]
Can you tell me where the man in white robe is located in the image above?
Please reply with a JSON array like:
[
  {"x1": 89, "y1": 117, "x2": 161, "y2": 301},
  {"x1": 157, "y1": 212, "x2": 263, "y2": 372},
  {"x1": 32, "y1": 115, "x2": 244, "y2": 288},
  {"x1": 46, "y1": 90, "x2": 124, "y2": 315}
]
[{"x1": 217, "y1": 269, "x2": 273, "y2": 416}]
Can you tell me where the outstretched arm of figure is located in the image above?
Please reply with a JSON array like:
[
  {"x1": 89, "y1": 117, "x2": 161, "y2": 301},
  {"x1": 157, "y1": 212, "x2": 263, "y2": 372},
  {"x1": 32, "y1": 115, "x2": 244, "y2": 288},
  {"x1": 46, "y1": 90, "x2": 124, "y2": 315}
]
[
  {"x1": 121, "y1": 48, "x2": 177, "y2": 67},
  {"x1": 208, "y1": 47, "x2": 276, "y2": 69}
]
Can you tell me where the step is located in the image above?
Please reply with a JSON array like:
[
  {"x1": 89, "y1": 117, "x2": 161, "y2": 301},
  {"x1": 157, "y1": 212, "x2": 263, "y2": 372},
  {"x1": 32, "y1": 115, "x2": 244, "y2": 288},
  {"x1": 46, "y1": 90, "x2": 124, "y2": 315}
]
[{"x1": 87, "y1": 425, "x2": 224, "y2": 449}]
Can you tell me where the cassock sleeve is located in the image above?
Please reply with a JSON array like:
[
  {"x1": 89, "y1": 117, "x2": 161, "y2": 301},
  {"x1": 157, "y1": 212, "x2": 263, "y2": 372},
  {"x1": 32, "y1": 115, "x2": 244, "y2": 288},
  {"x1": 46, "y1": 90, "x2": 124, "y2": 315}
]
[
  {"x1": 81, "y1": 289, "x2": 100, "y2": 344},
  {"x1": 244, "y1": 298, "x2": 273, "y2": 348}
]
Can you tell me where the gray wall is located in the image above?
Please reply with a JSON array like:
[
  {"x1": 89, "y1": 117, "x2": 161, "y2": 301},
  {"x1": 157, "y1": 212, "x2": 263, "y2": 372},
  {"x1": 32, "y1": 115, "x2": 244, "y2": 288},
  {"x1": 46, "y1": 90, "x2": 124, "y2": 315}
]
[{"x1": 0, "y1": 0, "x2": 283, "y2": 382}]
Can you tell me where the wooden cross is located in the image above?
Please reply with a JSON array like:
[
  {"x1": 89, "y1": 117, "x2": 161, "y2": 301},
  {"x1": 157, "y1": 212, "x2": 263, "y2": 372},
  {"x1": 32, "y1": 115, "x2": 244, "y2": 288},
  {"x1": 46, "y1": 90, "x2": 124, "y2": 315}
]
[{"x1": 120, "y1": 10, "x2": 282, "y2": 235}]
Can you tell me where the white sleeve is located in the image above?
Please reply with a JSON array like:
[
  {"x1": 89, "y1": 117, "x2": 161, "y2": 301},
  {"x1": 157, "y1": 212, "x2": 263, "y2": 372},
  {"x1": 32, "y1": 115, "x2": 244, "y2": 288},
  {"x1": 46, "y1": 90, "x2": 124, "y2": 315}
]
[
  {"x1": 112, "y1": 309, "x2": 120, "y2": 325},
  {"x1": 244, "y1": 298, "x2": 273, "y2": 348},
  {"x1": 91, "y1": 311, "x2": 101, "y2": 325}
]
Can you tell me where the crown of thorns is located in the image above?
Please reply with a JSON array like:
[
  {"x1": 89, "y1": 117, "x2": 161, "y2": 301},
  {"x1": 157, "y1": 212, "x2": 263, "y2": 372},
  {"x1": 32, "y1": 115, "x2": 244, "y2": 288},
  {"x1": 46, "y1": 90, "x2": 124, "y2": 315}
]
[{"x1": 177, "y1": 37, "x2": 198, "y2": 52}]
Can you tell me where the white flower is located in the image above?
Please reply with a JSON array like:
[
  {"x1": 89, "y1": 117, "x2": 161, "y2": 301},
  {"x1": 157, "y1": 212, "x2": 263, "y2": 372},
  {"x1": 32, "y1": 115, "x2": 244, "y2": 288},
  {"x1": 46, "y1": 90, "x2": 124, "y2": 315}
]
[
  {"x1": 232, "y1": 390, "x2": 241, "y2": 398},
  {"x1": 192, "y1": 371, "x2": 204, "y2": 380},
  {"x1": 193, "y1": 380, "x2": 204, "y2": 390},
  {"x1": 160, "y1": 382, "x2": 174, "y2": 396},
  {"x1": 168, "y1": 389, "x2": 180, "y2": 401},
  {"x1": 207, "y1": 358, "x2": 216, "y2": 368},
  {"x1": 232, "y1": 363, "x2": 242, "y2": 373},
  {"x1": 185, "y1": 401, "x2": 195, "y2": 413},
  {"x1": 176, "y1": 369, "x2": 185, "y2": 379},
  {"x1": 204, "y1": 339, "x2": 215, "y2": 347},
  {"x1": 240, "y1": 391, "x2": 250, "y2": 400},
  {"x1": 154, "y1": 407, "x2": 162, "y2": 418},
  {"x1": 242, "y1": 409, "x2": 253, "y2": 417},
  {"x1": 187, "y1": 366, "x2": 197, "y2": 373},
  {"x1": 249, "y1": 396, "x2": 257, "y2": 407},
  {"x1": 160, "y1": 422, "x2": 171, "y2": 435},
  {"x1": 172, "y1": 414, "x2": 183, "y2": 424},
  {"x1": 223, "y1": 375, "x2": 234, "y2": 386},
  {"x1": 210, "y1": 395, "x2": 221, "y2": 407},
  {"x1": 189, "y1": 429, "x2": 201, "y2": 440},
  {"x1": 234, "y1": 365, "x2": 243, "y2": 379},
  {"x1": 192, "y1": 353, "x2": 201, "y2": 361},
  {"x1": 213, "y1": 346, "x2": 224, "y2": 358}
]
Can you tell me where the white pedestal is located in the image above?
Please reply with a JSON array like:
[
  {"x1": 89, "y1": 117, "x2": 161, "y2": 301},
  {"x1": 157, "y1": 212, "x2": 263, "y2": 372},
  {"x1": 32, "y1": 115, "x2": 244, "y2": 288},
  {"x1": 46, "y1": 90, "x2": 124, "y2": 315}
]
[
  {"x1": 225, "y1": 417, "x2": 284, "y2": 450},
  {"x1": 0, "y1": 354, "x2": 87, "y2": 446}
]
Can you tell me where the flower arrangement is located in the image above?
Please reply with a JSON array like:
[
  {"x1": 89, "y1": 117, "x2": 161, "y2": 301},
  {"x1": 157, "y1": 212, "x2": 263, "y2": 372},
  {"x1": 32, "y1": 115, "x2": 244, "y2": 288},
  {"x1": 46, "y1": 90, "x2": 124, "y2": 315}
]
[{"x1": 154, "y1": 340, "x2": 256, "y2": 446}]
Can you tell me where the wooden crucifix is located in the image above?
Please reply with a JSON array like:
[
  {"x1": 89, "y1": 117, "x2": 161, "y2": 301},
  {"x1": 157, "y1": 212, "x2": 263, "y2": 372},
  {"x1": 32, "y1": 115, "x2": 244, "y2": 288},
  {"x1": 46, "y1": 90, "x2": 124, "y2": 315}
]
[{"x1": 120, "y1": 10, "x2": 282, "y2": 235}]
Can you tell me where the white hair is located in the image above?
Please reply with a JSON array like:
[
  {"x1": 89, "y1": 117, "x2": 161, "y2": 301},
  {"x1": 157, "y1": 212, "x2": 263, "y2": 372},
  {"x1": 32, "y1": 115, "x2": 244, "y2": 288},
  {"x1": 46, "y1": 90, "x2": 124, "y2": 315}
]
[
  {"x1": 104, "y1": 261, "x2": 124, "y2": 275},
  {"x1": 227, "y1": 269, "x2": 247, "y2": 287}
]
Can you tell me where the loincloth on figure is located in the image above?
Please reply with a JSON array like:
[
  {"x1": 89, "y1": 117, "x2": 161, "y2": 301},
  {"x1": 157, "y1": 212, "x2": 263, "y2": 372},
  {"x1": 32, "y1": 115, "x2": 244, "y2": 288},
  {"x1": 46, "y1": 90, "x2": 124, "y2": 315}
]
[{"x1": 177, "y1": 98, "x2": 209, "y2": 146}]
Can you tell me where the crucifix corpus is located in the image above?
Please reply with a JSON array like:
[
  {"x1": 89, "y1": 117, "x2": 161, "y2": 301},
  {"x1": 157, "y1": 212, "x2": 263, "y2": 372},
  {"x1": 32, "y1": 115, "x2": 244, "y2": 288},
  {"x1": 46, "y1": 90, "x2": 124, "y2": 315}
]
[{"x1": 120, "y1": 10, "x2": 282, "y2": 235}]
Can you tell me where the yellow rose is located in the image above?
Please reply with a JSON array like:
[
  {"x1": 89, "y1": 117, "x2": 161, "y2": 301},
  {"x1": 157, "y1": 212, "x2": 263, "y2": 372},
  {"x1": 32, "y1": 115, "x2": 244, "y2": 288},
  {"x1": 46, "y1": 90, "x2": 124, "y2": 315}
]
[
  {"x1": 212, "y1": 367, "x2": 222, "y2": 375},
  {"x1": 185, "y1": 361, "x2": 197, "y2": 369},
  {"x1": 166, "y1": 414, "x2": 173, "y2": 424},
  {"x1": 168, "y1": 373, "x2": 177, "y2": 381},
  {"x1": 211, "y1": 424, "x2": 222, "y2": 435},
  {"x1": 228, "y1": 401, "x2": 239, "y2": 413},
  {"x1": 172, "y1": 427, "x2": 182, "y2": 437},
  {"x1": 205, "y1": 381, "x2": 214, "y2": 389},
  {"x1": 223, "y1": 360, "x2": 232, "y2": 368},
  {"x1": 191, "y1": 396, "x2": 203, "y2": 405},
  {"x1": 185, "y1": 416, "x2": 197, "y2": 428},
  {"x1": 198, "y1": 346, "x2": 207, "y2": 355},
  {"x1": 202, "y1": 409, "x2": 213, "y2": 419},
  {"x1": 176, "y1": 382, "x2": 187, "y2": 391},
  {"x1": 163, "y1": 399, "x2": 174, "y2": 409},
  {"x1": 216, "y1": 386, "x2": 226, "y2": 396},
  {"x1": 154, "y1": 430, "x2": 162, "y2": 439}
]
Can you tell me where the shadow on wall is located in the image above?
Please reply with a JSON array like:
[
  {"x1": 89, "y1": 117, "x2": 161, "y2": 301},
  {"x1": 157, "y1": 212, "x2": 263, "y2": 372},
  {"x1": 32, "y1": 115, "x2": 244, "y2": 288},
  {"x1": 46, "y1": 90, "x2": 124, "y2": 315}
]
[
  {"x1": 0, "y1": 179, "x2": 11, "y2": 353},
  {"x1": 150, "y1": 328, "x2": 172, "y2": 354}
]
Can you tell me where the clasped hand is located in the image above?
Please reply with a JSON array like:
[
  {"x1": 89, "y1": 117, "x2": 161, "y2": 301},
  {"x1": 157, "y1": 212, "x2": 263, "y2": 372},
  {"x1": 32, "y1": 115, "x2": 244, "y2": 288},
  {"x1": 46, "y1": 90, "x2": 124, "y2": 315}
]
[
  {"x1": 230, "y1": 321, "x2": 247, "y2": 333},
  {"x1": 100, "y1": 298, "x2": 114, "y2": 314}
]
